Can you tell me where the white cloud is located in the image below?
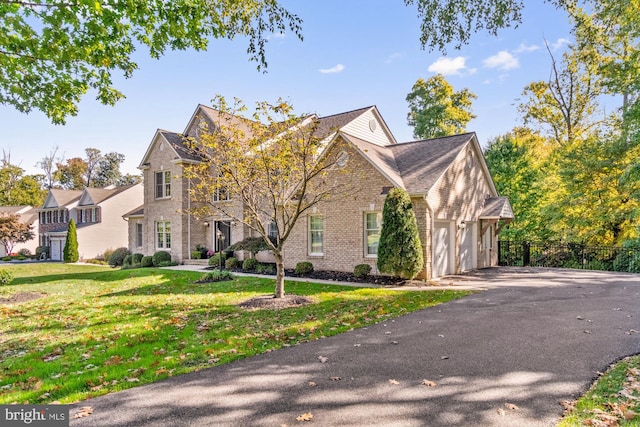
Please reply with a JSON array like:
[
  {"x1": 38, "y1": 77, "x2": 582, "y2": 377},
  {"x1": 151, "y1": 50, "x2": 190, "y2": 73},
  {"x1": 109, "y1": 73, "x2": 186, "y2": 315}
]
[
  {"x1": 385, "y1": 52, "x2": 404, "y2": 64},
  {"x1": 319, "y1": 64, "x2": 345, "y2": 74},
  {"x1": 551, "y1": 38, "x2": 571, "y2": 51},
  {"x1": 267, "y1": 32, "x2": 286, "y2": 40},
  {"x1": 427, "y1": 56, "x2": 468, "y2": 76},
  {"x1": 514, "y1": 43, "x2": 540, "y2": 53},
  {"x1": 482, "y1": 51, "x2": 519, "y2": 71}
]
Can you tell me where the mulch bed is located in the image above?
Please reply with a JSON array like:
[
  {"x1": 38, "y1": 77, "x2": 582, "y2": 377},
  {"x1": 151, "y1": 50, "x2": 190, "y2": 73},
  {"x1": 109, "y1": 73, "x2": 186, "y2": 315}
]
[
  {"x1": 238, "y1": 294, "x2": 314, "y2": 310},
  {"x1": 0, "y1": 292, "x2": 45, "y2": 305}
]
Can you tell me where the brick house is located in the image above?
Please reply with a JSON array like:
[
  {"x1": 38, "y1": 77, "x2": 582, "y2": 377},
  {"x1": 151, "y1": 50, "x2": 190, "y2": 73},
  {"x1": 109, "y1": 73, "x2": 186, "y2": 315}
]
[
  {"x1": 127, "y1": 104, "x2": 512, "y2": 278},
  {"x1": 40, "y1": 184, "x2": 143, "y2": 261}
]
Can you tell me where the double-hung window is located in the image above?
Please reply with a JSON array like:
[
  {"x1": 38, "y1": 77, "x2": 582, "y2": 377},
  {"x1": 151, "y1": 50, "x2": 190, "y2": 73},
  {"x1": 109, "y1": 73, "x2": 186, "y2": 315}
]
[
  {"x1": 308, "y1": 215, "x2": 324, "y2": 255},
  {"x1": 365, "y1": 212, "x2": 382, "y2": 257},
  {"x1": 156, "y1": 221, "x2": 171, "y2": 249},
  {"x1": 155, "y1": 171, "x2": 171, "y2": 199}
]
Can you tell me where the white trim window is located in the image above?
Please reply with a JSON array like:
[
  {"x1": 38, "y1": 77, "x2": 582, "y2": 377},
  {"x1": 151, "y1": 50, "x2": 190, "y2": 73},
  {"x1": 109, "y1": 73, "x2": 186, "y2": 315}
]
[
  {"x1": 364, "y1": 212, "x2": 382, "y2": 257},
  {"x1": 155, "y1": 171, "x2": 171, "y2": 199},
  {"x1": 308, "y1": 215, "x2": 324, "y2": 255},
  {"x1": 156, "y1": 221, "x2": 171, "y2": 249},
  {"x1": 212, "y1": 186, "x2": 229, "y2": 202}
]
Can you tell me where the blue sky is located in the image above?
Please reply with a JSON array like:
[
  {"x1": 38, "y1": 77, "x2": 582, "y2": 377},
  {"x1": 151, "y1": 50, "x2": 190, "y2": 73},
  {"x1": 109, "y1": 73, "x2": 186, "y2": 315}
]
[{"x1": 1, "y1": 1, "x2": 575, "y2": 176}]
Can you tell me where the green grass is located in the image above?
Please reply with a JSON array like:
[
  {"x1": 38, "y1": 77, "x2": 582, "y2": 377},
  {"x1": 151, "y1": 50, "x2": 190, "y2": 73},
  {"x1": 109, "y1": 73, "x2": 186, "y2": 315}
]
[
  {"x1": 0, "y1": 263, "x2": 470, "y2": 404},
  {"x1": 558, "y1": 355, "x2": 640, "y2": 426}
]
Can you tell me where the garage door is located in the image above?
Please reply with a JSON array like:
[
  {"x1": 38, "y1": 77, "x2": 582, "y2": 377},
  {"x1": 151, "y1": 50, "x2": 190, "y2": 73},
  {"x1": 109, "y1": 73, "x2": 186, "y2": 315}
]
[
  {"x1": 433, "y1": 221, "x2": 452, "y2": 277},
  {"x1": 459, "y1": 222, "x2": 477, "y2": 272}
]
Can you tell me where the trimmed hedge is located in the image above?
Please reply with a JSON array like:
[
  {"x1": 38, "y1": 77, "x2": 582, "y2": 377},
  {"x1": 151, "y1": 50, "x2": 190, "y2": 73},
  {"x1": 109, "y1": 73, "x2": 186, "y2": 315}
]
[{"x1": 152, "y1": 251, "x2": 171, "y2": 266}]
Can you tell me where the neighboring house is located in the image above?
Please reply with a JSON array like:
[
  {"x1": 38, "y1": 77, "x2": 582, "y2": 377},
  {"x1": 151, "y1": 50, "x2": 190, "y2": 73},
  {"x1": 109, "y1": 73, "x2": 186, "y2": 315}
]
[
  {"x1": 127, "y1": 104, "x2": 513, "y2": 279},
  {"x1": 40, "y1": 184, "x2": 143, "y2": 261},
  {"x1": 0, "y1": 206, "x2": 39, "y2": 257}
]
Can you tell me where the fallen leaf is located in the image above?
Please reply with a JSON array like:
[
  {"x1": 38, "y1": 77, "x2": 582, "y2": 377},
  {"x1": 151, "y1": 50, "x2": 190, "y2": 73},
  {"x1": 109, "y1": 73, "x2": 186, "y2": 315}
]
[
  {"x1": 584, "y1": 330, "x2": 592, "y2": 334},
  {"x1": 330, "y1": 376, "x2": 341, "y2": 381},
  {"x1": 296, "y1": 412, "x2": 313, "y2": 422},
  {"x1": 560, "y1": 400, "x2": 576, "y2": 412},
  {"x1": 624, "y1": 410, "x2": 637, "y2": 420},
  {"x1": 497, "y1": 408, "x2": 506, "y2": 416},
  {"x1": 421, "y1": 379, "x2": 437, "y2": 387},
  {"x1": 317, "y1": 356, "x2": 328, "y2": 363},
  {"x1": 505, "y1": 403, "x2": 520, "y2": 410},
  {"x1": 73, "y1": 407, "x2": 93, "y2": 419},
  {"x1": 308, "y1": 381, "x2": 317, "y2": 387},
  {"x1": 388, "y1": 379, "x2": 399, "y2": 385},
  {"x1": 441, "y1": 356, "x2": 449, "y2": 360}
]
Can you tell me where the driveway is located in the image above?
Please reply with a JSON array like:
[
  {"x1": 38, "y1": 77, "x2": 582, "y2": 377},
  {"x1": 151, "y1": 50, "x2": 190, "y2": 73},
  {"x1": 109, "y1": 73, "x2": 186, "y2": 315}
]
[{"x1": 70, "y1": 267, "x2": 640, "y2": 426}]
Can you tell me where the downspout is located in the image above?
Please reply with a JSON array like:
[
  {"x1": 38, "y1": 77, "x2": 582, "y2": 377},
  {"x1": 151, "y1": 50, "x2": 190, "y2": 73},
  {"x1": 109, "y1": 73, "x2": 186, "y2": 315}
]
[
  {"x1": 187, "y1": 176, "x2": 191, "y2": 261},
  {"x1": 424, "y1": 193, "x2": 434, "y2": 280}
]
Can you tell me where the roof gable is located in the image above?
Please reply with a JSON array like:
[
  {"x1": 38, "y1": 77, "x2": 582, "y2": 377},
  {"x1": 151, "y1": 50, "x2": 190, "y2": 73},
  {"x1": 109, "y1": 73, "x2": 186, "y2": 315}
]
[{"x1": 43, "y1": 189, "x2": 82, "y2": 209}]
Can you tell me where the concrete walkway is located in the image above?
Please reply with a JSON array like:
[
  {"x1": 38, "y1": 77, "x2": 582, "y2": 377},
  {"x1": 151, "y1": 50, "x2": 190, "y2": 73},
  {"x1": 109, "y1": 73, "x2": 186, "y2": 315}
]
[{"x1": 70, "y1": 267, "x2": 640, "y2": 426}]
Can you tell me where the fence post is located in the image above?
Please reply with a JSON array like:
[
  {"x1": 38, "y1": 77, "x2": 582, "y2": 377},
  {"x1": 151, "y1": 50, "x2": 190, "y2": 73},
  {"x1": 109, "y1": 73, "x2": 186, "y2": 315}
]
[{"x1": 523, "y1": 241, "x2": 531, "y2": 266}]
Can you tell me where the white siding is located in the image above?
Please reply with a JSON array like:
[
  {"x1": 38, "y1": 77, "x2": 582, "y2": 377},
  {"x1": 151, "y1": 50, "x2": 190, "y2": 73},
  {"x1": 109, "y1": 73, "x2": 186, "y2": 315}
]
[{"x1": 341, "y1": 110, "x2": 395, "y2": 146}]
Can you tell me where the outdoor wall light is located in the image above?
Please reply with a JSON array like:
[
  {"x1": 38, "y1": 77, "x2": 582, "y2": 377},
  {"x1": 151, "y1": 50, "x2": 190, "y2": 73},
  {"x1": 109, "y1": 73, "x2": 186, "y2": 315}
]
[{"x1": 203, "y1": 221, "x2": 209, "y2": 227}]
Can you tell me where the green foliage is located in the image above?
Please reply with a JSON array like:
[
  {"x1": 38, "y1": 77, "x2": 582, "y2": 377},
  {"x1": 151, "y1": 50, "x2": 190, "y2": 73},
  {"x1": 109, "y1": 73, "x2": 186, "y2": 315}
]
[
  {"x1": 63, "y1": 219, "x2": 79, "y2": 263},
  {"x1": 152, "y1": 251, "x2": 172, "y2": 266},
  {"x1": 377, "y1": 188, "x2": 424, "y2": 279},
  {"x1": 17, "y1": 248, "x2": 31, "y2": 257},
  {"x1": 0, "y1": 269, "x2": 13, "y2": 285},
  {"x1": 406, "y1": 74, "x2": 477, "y2": 139},
  {"x1": 122, "y1": 255, "x2": 133, "y2": 266},
  {"x1": 102, "y1": 248, "x2": 115, "y2": 263},
  {"x1": 132, "y1": 253, "x2": 144, "y2": 264},
  {"x1": 36, "y1": 246, "x2": 49, "y2": 259},
  {"x1": 85, "y1": 259, "x2": 107, "y2": 265},
  {"x1": 228, "y1": 236, "x2": 275, "y2": 253},
  {"x1": 1, "y1": 2, "x2": 302, "y2": 124},
  {"x1": 0, "y1": 163, "x2": 46, "y2": 206},
  {"x1": 108, "y1": 247, "x2": 130, "y2": 267},
  {"x1": 613, "y1": 239, "x2": 640, "y2": 273},
  {"x1": 294, "y1": 261, "x2": 314, "y2": 276},
  {"x1": 2, "y1": 256, "x2": 12, "y2": 261},
  {"x1": 200, "y1": 269, "x2": 235, "y2": 282},
  {"x1": 353, "y1": 264, "x2": 372, "y2": 279},
  {"x1": 225, "y1": 257, "x2": 240, "y2": 269},
  {"x1": 191, "y1": 251, "x2": 202, "y2": 260},
  {"x1": 0, "y1": 213, "x2": 35, "y2": 255},
  {"x1": 256, "y1": 263, "x2": 275, "y2": 275},
  {"x1": 242, "y1": 258, "x2": 259, "y2": 272},
  {"x1": 208, "y1": 253, "x2": 226, "y2": 268},
  {"x1": 141, "y1": 256, "x2": 154, "y2": 268}
]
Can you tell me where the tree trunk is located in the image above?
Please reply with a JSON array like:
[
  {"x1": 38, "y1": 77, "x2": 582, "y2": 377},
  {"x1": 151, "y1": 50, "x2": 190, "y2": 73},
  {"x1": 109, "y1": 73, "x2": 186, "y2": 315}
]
[{"x1": 274, "y1": 250, "x2": 285, "y2": 298}]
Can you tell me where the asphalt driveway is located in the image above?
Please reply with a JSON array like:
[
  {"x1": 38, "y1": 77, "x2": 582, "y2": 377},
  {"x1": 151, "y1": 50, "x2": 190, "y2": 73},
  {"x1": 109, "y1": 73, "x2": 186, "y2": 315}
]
[{"x1": 70, "y1": 267, "x2": 640, "y2": 426}]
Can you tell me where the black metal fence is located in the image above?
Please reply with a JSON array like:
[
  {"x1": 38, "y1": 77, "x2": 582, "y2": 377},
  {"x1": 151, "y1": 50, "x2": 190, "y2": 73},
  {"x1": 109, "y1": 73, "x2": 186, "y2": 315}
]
[{"x1": 498, "y1": 240, "x2": 640, "y2": 273}]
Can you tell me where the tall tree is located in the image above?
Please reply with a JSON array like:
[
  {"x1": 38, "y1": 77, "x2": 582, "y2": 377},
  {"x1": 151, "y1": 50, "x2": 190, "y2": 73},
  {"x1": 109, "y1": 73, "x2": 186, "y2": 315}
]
[
  {"x1": 0, "y1": 156, "x2": 46, "y2": 206},
  {"x1": 0, "y1": 1, "x2": 302, "y2": 124},
  {"x1": 484, "y1": 129, "x2": 553, "y2": 241},
  {"x1": 0, "y1": 213, "x2": 34, "y2": 255},
  {"x1": 518, "y1": 44, "x2": 610, "y2": 146},
  {"x1": 55, "y1": 157, "x2": 88, "y2": 190},
  {"x1": 36, "y1": 146, "x2": 61, "y2": 189},
  {"x1": 84, "y1": 148, "x2": 102, "y2": 188},
  {"x1": 185, "y1": 96, "x2": 351, "y2": 298},
  {"x1": 94, "y1": 152, "x2": 125, "y2": 187},
  {"x1": 406, "y1": 74, "x2": 476, "y2": 139},
  {"x1": 377, "y1": 188, "x2": 424, "y2": 279},
  {"x1": 63, "y1": 219, "x2": 79, "y2": 263}
]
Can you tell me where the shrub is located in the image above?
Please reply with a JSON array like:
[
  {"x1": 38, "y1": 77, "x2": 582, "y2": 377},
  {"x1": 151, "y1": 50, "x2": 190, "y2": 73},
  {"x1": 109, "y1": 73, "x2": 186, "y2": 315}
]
[
  {"x1": 132, "y1": 253, "x2": 144, "y2": 264},
  {"x1": 152, "y1": 251, "x2": 172, "y2": 266},
  {"x1": 36, "y1": 246, "x2": 49, "y2": 259},
  {"x1": 225, "y1": 257, "x2": 240, "y2": 269},
  {"x1": 256, "y1": 263, "x2": 275, "y2": 275},
  {"x1": 1, "y1": 256, "x2": 11, "y2": 261},
  {"x1": 191, "y1": 250, "x2": 202, "y2": 260},
  {"x1": 0, "y1": 269, "x2": 13, "y2": 285},
  {"x1": 377, "y1": 188, "x2": 424, "y2": 279},
  {"x1": 354, "y1": 264, "x2": 372, "y2": 279},
  {"x1": 63, "y1": 219, "x2": 79, "y2": 263},
  {"x1": 123, "y1": 254, "x2": 133, "y2": 266},
  {"x1": 108, "y1": 247, "x2": 130, "y2": 267},
  {"x1": 295, "y1": 261, "x2": 314, "y2": 276},
  {"x1": 208, "y1": 252, "x2": 226, "y2": 268},
  {"x1": 85, "y1": 259, "x2": 107, "y2": 265},
  {"x1": 228, "y1": 236, "x2": 276, "y2": 253},
  {"x1": 102, "y1": 248, "x2": 115, "y2": 263},
  {"x1": 18, "y1": 248, "x2": 31, "y2": 256},
  {"x1": 242, "y1": 257, "x2": 258, "y2": 271},
  {"x1": 195, "y1": 244, "x2": 208, "y2": 259},
  {"x1": 141, "y1": 256, "x2": 154, "y2": 268},
  {"x1": 199, "y1": 269, "x2": 234, "y2": 282}
]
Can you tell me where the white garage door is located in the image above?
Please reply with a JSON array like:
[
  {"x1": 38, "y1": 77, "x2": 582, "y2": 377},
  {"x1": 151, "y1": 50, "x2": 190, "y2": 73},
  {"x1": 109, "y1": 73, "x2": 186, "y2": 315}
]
[
  {"x1": 433, "y1": 221, "x2": 452, "y2": 278},
  {"x1": 459, "y1": 222, "x2": 477, "y2": 272}
]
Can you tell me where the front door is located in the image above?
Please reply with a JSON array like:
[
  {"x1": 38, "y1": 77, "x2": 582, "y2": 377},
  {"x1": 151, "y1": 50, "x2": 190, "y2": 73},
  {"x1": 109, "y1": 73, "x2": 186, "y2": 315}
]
[
  {"x1": 482, "y1": 224, "x2": 494, "y2": 267},
  {"x1": 459, "y1": 222, "x2": 477, "y2": 272},
  {"x1": 214, "y1": 221, "x2": 231, "y2": 252},
  {"x1": 50, "y1": 238, "x2": 64, "y2": 261}
]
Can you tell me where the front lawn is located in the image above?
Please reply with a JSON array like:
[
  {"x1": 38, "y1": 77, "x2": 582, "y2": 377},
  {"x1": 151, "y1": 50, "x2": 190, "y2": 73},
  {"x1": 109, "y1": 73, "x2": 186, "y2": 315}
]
[{"x1": 0, "y1": 263, "x2": 470, "y2": 404}]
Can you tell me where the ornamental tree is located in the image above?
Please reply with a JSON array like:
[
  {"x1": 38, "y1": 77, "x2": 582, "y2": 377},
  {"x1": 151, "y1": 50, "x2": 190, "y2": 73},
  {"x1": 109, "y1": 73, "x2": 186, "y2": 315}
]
[
  {"x1": 377, "y1": 188, "x2": 424, "y2": 279},
  {"x1": 0, "y1": 213, "x2": 34, "y2": 255},
  {"x1": 185, "y1": 96, "x2": 351, "y2": 298},
  {"x1": 63, "y1": 219, "x2": 79, "y2": 263}
]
